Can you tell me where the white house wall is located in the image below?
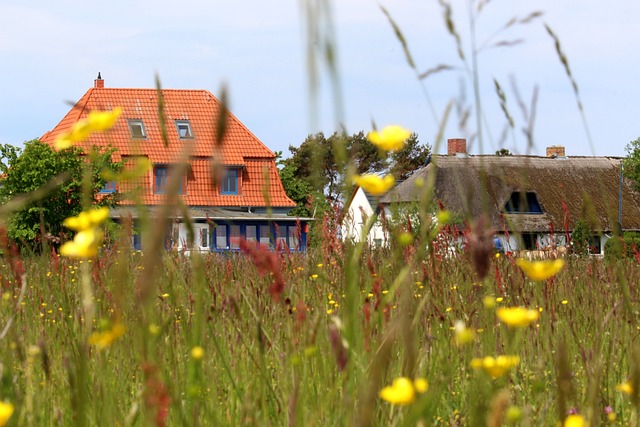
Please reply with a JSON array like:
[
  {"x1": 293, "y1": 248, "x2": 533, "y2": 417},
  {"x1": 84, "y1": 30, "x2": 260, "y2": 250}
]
[{"x1": 341, "y1": 188, "x2": 386, "y2": 246}]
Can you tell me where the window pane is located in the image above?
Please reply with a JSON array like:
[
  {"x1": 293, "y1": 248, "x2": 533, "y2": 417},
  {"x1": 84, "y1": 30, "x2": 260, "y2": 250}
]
[
  {"x1": 175, "y1": 121, "x2": 193, "y2": 138},
  {"x1": 222, "y1": 169, "x2": 238, "y2": 194},
  {"x1": 99, "y1": 181, "x2": 116, "y2": 193},
  {"x1": 259, "y1": 226, "x2": 271, "y2": 247},
  {"x1": 246, "y1": 225, "x2": 257, "y2": 241},
  {"x1": 199, "y1": 227, "x2": 209, "y2": 249},
  {"x1": 276, "y1": 225, "x2": 286, "y2": 248},
  {"x1": 128, "y1": 120, "x2": 146, "y2": 138},
  {"x1": 215, "y1": 226, "x2": 227, "y2": 249},
  {"x1": 230, "y1": 225, "x2": 241, "y2": 250},
  {"x1": 288, "y1": 227, "x2": 299, "y2": 250},
  {"x1": 155, "y1": 167, "x2": 168, "y2": 194}
]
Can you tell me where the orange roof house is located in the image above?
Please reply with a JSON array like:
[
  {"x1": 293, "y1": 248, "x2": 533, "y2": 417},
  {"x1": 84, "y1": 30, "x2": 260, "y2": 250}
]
[{"x1": 41, "y1": 74, "x2": 307, "y2": 251}]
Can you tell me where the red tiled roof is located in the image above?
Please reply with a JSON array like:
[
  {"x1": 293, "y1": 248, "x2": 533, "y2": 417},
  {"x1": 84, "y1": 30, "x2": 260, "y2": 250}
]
[{"x1": 41, "y1": 83, "x2": 295, "y2": 208}]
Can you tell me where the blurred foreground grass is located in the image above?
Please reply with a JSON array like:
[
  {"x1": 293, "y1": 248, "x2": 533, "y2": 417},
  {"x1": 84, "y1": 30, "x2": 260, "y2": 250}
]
[{"x1": 0, "y1": 240, "x2": 638, "y2": 426}]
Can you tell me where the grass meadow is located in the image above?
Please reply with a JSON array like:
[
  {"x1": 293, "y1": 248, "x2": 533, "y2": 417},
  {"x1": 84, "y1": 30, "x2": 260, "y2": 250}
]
[
  {"x1": 0, "y1": 224, "x2": 638, "y2": 426},
  {"x1": 0, "y1": 2, "x2": 632, "y2": 426}
]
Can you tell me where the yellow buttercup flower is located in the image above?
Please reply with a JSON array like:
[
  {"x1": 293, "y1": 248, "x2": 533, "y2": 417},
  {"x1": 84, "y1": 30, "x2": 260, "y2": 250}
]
[
  {"x1": 191, "y1": 346, "x2": 205, "y2": 361},
  {"x1": 616, "y1": 380, "x2": 633, "y2": 395},
  {"x1": 88, "y1": 321, "x2": 126, "y2": 350},
  {"x1": 496, "y1": 307, "x2": 540, "y2": 328},
  {"x1": 483, "y1": 295, "x2": 496, "y2": 309},
  {"x1": 515, "y1": 258, "x2": 565, "y2": 281},
  {"x1": 63, "y1": 207, "x2": 110, "y2": 231},
  {"x1": 60, "y1": 228, "x2": 102, "y2": 259},
  {"x1": 353, "y1": 174, "x2": 395, "y2": 196},
  {"x1": 0, "y1": 401, "x2": 13, "y2": 426},
  {"x1": 379, "y1": 377, "x2": 428, "y2": 405},
  {"x1": 54, "y1": 107, "x2": 121, "y2": 149},
  {"x1": 454, "y1": 320, "x2": 475, "y2": 346},
  {"x1": 564, "y1": 414, "x2": 586, "y2": 427},
  {"x1": 61, "y1": 207, "x2": 110, "y2": 259},
  {"x1": 470, "y1": 355, "x2": 519, "y2": 378},
  {"x1": 86, "y1": 107, "x2": 122, "y2": 132},
  {"x1": 413, "y1": 378, "x2": 428, "y2": 393},
  {"x1": 436, "y1": 210, "x2": 451, "y2": 225},
  {"x1": 367, "y1": 125, "x2": 411, "y2": 152}
]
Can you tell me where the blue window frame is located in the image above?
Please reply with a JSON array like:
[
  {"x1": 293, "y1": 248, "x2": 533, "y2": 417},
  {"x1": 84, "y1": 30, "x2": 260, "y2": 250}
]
[
  {"x1": 505, "y1": 192, "x2": 543, "y2": 214},
  {"x1": 210, "y1": 222, "x2": 306, "y2": 252},
  {"x1": 99, "y1": 180, "x2": 116, "y2": 193},
  {"x1": 154, "y1": 166, "x2": 185, "y2": 194},
  {"x1": 154, "y1": 166, "x2": 169, "y2": 194},
  {"x1": 221, "y1": 169, "x2": 239, "y2": 195}
]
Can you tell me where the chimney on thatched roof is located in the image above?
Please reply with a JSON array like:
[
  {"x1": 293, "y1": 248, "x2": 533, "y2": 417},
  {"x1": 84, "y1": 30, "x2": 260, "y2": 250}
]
[
  {"x1": 546, "y1": 145, "x2": 565, "y2": 158},
  {"x1": 448, "y1": 138, "x2": 467, "y2": 157}
]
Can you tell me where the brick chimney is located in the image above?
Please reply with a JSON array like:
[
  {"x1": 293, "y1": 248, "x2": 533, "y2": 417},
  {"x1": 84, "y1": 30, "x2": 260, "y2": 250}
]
[
  {"x1": 447, "y1": 138, "x2": 467, "y2": 156},
  {"x1": 94, "y1": 72, "x2": 104, "y2": 89},
  {"x1": 546, "y1": 145, "x2": 565, "y2": 158}
]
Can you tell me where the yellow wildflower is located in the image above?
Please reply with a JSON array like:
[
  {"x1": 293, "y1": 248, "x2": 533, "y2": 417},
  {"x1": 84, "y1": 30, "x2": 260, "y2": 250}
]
[
  {"x1": 60, "y1": 228, "x2": 102, "y2": 259},
  {"x1": 414, "y1": 378, "x2": 428, "y2": 393},
  {"x1": 88, "y1": 321, "x2": 126, "y2": 350},
  {"x1": 515, "y1": 258, "x2": 565, "y2": 281},
  {"x1": 616, "y1": 380, "x2": 633, "y2": 395},
  {"x1": 61, "y1": 207, "x2": 109, "y2": 259},
  {"x1": 86, "y1": 107, "x2": 122, "y2": 131},
  {"x1": 496, "y1": 307, "x2": 540, "y2": 328},
  {"x1": 471, "y1": 355, "x2": 520, "y2": 378},
  {"x1": 454, "y1": 320, "x2": 475, "y2": 346},
  {"x1": 436, "y1": 210, "x2": 451, "y2": 225},
  {"x1": 353, "y1": 174, "x2": 395, "y2": 196},
  {"x1": 191, "y1": 346, "x2": 205, "y2": 361},
  {"x1": 564, "y1": 414, "x2": 586, "y2": 427},
  {"x1": 483, "y1": 295, "x2": 496, "y2": 309},
  {"x1": 54, "y1": 108, "x2": 121, "y2": 150},
  {"x1": 0, "y1": 401, "x2": 13, "y2": 426},
  {"x1": 379, "y1": 377, "x2": 428, "y2": 405},
  {"x1": 63, "y1": 207, "x2": 110, "y2": 231},
  {"x1": 367, "y1": 125, "x2": 411, "y2": 152}
]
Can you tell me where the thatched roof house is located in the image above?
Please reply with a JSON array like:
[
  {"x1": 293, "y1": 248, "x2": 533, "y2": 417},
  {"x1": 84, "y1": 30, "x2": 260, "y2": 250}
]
[{"x1": 381, "y1": 140, "x2": 640, "y2": 251}]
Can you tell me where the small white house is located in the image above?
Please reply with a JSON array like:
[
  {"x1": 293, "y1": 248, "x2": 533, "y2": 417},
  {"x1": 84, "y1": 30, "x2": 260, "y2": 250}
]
[{"x1": 341, "y1": 186, "x2": 387, "y2": 246}]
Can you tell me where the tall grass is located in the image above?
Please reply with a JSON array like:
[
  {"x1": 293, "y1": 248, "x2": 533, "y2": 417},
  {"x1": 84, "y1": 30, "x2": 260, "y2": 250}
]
[{"x1": 0, "y1": 236, "x2": 639, "y2": 425}]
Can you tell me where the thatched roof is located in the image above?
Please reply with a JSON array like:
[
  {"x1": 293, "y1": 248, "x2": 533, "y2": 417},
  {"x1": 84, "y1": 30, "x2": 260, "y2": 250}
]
[{"x1": 381, "y1": 155, "x2": 640, "y2": 233}]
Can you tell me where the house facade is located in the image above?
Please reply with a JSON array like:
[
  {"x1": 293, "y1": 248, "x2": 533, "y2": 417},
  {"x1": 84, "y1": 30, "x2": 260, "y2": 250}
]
[
  {"x1": 41, "y1": 75, "x2": 307, "y2": 252},
  {"x1": 379, "y1": 139, "x2": 640, "y2": 255},
  {"x1": 341, "y1": 186, "x2": 387, "y2": 246}
]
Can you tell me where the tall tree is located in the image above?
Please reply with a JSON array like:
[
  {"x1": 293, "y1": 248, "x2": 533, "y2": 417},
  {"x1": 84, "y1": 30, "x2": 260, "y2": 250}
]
[
  {"x1": 283, "y1": 130, "x2": 431, "y2": 204},
  {"x1": 0, "y1": 140, "x2": 118, "y2": 248},
  {"x1": 389, "y1": 132, "x2": 431, "y2": 180},
  {"x1": 623, "y1": 136, "x2": 640, "y2": 191}
]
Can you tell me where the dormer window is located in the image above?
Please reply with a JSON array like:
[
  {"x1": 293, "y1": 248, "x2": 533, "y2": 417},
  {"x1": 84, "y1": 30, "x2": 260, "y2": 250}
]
[
  {"x1": 175, "y1": 120, "x2": 193, "y2": 139},
  {"x1": 504, "y1": 192, "x2": 543, "y2": 214},
  {"x1": 128, "y1": 119, "x2": 146, "y2": 138},
  {"x1": 221, "y1": 168, "x2": 239, "y2": 195},
  {"x1": 154, "y1": 165, "x2": 186, "y2": 195}
]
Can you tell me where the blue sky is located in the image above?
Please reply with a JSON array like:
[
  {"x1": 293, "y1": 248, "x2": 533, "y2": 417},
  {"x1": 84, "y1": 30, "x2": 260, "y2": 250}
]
[{"x1": 0, "y1": 0, "x2": 638, "y2": 158}]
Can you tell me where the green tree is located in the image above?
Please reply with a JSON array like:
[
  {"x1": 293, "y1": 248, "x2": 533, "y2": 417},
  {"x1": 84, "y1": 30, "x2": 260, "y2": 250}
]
[
  {"x1": 570, "y1": 219, "x2": 591, "y2": 255},
  {"x1": 623, "y1": 136, "x2": 640, "y2": 191},
  {"x1": 495, "y1": 148, "x2": 512, "y2": 156},
  {"x1": 389, "y1": 133, "x2": 431, "y2": 180},
  {"x1": 285, "y1": 131, "x2": 430, "y2": 199},
  {"x1": 0, "y1": 139, "x2": 118, "y2": 248}
]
